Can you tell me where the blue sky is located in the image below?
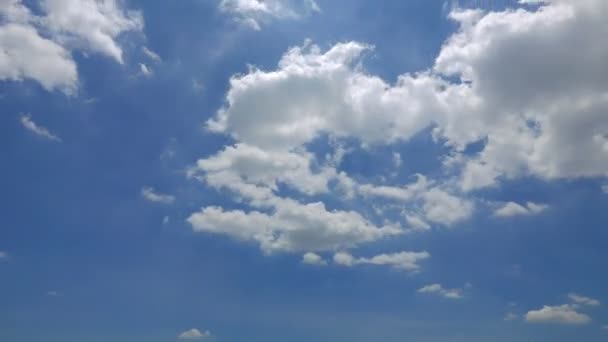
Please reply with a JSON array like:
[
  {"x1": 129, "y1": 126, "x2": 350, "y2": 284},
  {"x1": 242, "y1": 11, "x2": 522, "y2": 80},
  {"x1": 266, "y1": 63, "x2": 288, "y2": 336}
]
[{"x1": 1, "y1": 0, "x2": 608, "y2": 341}]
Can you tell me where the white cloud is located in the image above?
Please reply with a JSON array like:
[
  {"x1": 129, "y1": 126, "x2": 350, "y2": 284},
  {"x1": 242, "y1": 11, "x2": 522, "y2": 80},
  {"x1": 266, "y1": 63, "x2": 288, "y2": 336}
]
[
  {"x1": 142, "y1": 46, "x2": 161, "y2": 62},
  {"x1": 525, "y1": 304, "x2": 591, "y2": 325},
  {"x1": 404, "y1": 214, "x2": 431, "y2": 231},
  {"x1": 194, "y1": 143, "x2": 332, "y2": 197},
  {"x1": 333, "y1": 251, "x2": 430, "y2": 272},
  {"x1": 141, "y1": 187, "x2": 175, "y2": 204},
  {"x1": 193, "y1": 0, "x2": 608, "y2": 260},
  {"x1": 188, "y1": 202, "x2": 401, "y2": 254},
  {"x1": 219, "y1": 0, "x2": 319, "y2": 30},
  {"x1": 0, "y1": 0, "x2": 143, "y2": 92},
  {"x1": 602, "y1": 324, "x2": 608, "y2": 330},
  {"x1": 417, "y1": 283, "x2": 464, "y2": 299},
  {"x1": 421, "y1": 188, "x2": 474, "y2": 225},
  {"x1": 0, "y1": 23, "x2": 77, "y2": 94},
  {"x1": 139, "y1": 63, "x2": 152, "y2": 77},
  {"x1": 19, "y1": 114, "x2": 61, "y2": 141},
  {"x1": 504, "y1": 312, "x2": 519, "y2": 321},
  {"x1": 494, "y1": 201, "x2": 548, "y2": 217},
  {"x1": 0, "y1": 251, "x2": 7, "y2": 259},
  {"x1": 47, "y1": 290, "x2": 59, "y2": 296},
  {"x1": 178, "y1": 328, "x2": 210, "y2": 340},
  {"x1": 41, "y1": 0, "x2": 143, "y2": 64},
  {"x1": 302, "y1": 252, "x2": 327, "y2": 266},
  {"x1": 602, "y1": 185, "x2": 608, "y2": 194},
  {"x1": 568, "y1": 293, "x2": 600, "y2": 306}
]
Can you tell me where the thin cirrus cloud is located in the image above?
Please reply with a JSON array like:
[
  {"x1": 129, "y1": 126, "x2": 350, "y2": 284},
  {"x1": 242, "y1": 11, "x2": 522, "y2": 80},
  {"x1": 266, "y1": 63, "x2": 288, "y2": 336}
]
[
  {"x1": 0, "y1": 0, "x2": 143, "y2": 94},
  {"x1": 19, "y1": 114, "x2": 61, "y2": 142}
]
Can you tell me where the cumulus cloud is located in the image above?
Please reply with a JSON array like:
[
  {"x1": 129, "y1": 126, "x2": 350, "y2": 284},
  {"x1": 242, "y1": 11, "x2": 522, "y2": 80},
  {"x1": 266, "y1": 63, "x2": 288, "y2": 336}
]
[
  {"x1": 333, "y1": 251, "x2": 430, "y2": 272},
  {"x1": 0, "y1": 0, "x2": 143, "y2": 92},
  {"x1": 211, "y1": 0, "x2": 608, "y2": 189},
  {"x1": 178, "y1": 328, "x2": 210, "y2": 340},
  {"x1": 0, "y1": 23, "x2": 77, "y2": 94},
  {"x1": 302, "y1": 252, "x2": 327, "y2": 266},
  {"x1": 494, "y1": 201, "x2": 548, "y2": 217},
  {"x1": 41, "y1": 0, "x2": 143, "y2": 64},
  {"x1": 19, "y1": 114, "x2": 61, "y2": 141},
  {"x1": 525, "y1": 304, "x2": 591, "y2": 325},
  {"x1": 191, "y1": 0, "x2": 608, "y2": 261},
  {"x1": 141, "y1": 187, "x2": 175, "y2": 204},
  {"x1": 219, "y1": 0, "x2": 319, "y2": 30},
  {"x1": 417, "y1": 283, "x2": 464, "y2": 299},
  {"x1": 188, "y1": 203, "x2": 401, "y2": 254}
]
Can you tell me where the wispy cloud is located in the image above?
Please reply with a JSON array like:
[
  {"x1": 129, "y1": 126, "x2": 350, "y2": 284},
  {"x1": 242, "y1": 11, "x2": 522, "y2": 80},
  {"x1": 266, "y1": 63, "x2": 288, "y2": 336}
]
[
  {"x1": 19, "y1": 114, "x2": 61, "y2": 142},
  {"x1": 417, "y1": 283, "x2": 464, "y2": 299},
  {"x1": 142, "y1": 46, "x2": 161, "y2": 62},
  {"x1": 141, "y1": 187, "x2": 175, "y2": 204}
]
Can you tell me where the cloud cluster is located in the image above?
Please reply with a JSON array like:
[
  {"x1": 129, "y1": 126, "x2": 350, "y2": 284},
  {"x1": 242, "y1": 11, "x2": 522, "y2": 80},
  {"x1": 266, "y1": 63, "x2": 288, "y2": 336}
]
[
  {"x1": 191, "y1": 0, "x2": 608, "y2": 263},
  {"x1": 0, "y1": 0, "x2": 143, "y2": 93}
]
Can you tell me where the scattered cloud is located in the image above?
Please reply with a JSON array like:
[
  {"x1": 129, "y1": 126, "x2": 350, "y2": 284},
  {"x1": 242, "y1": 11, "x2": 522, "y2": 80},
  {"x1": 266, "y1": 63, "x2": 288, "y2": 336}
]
[
  {"x1": 504, "y1": 312, "x2": 519, "y2": 321},
  {"x1": 417, "y1": 283, "x2": 464, "y2": 299},
  {"x1": 142, "y1": 46, "x2": 161, "y2": 62},
  {"x1": 19, "y1": 114, "x2": 61, "y2": 141},
  {"x1": 525, "y1": 304, "x2": 591, "y2": 325},
  {"x1": 139, "y1": 63, "x2": 152, "y2": 77},
  {"x1": 568, "y1": 293, "x2": 600, "y2": 307},
  {"x1": 219, "y1": 0, "x2": 320, "y2": 30},
  {"x1": 302, "y1": 252, "x2": 327, "y2": 266},
  {"x1": 140, "y1": 187, "x2": 175, "y2": 204},
  {"x1": 0, "y1": 251, "x2": 7, "y2": 260},
  {"x1": 46, "y1": 290, "x2": 59, "y2": 296},
  {"x1": 494, "y1": 202, "x2": 549, "y2": 217},
  {"x1": 333, "y1": 251, "x2": 430, "y2": 272},
  {"x1": 178, "y1": 328, "x2": 210, "y2": 340}
]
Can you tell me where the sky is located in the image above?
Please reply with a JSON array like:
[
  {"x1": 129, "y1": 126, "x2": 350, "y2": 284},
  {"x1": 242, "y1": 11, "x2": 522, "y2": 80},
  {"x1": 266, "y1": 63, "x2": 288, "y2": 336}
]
[{"x1": 1, "y1": 0, "x2": 608, "y2": 341}]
